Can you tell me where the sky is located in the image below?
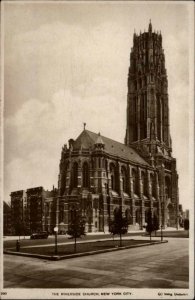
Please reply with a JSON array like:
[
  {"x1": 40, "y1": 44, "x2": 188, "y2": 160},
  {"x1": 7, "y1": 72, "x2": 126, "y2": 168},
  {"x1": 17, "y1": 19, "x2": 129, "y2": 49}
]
[{"x1": 3, "y1": 1, "x2": 193, "y2": 210}]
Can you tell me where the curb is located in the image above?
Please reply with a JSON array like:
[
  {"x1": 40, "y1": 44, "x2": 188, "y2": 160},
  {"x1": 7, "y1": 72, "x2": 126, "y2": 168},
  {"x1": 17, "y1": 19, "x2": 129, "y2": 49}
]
[{"x1": 4, "y1": 240, "x2": 168, "y2": 261}]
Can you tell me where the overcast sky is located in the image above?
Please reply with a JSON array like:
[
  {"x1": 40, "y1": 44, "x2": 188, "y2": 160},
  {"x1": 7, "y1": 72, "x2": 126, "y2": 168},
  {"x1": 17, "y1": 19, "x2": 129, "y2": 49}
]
[{"x1": 3, "y1": 1, "x2": 193, "y2": 210}]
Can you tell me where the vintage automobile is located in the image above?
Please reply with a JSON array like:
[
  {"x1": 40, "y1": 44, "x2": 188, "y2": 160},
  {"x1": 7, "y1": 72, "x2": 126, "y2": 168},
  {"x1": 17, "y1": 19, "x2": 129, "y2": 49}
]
[{"x1": 30, "y1": 231, "x2": 49, "y2": 239}]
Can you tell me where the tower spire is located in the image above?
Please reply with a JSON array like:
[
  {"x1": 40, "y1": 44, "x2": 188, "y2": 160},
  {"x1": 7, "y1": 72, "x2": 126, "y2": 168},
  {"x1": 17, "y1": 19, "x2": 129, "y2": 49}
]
[{"x1": 149, "y1": 19, "x2": 152, "y2": 33}]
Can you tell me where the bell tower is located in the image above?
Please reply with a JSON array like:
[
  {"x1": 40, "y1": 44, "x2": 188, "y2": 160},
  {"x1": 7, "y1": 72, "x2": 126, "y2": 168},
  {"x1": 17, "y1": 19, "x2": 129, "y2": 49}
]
[
  {"x1": 125, "y1": 21, "x2": 179, "y2": 228},
  {"x1": 125, "y1": 20, "x2": 172, "y2": 160}
]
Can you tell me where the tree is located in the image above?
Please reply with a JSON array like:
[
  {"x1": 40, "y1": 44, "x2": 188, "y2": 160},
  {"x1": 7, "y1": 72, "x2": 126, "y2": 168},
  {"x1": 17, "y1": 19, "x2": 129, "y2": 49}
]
[
  {"x1": 109, "y1": 219, "x2": 117, "y2": 241},
  {"x1": 153, "y1": 214, "x2": 159, "y2": 236},
  {"x1": 184, "y1": 219, "x2": 189, "y2": 231},
  {"x1": 109, "y1": 209, "x2": 128, "y2": 247},
  {"x1": 67, "y1": 210, "x2": 86, "y2": 253},
  {"x1": 146, "y1": 210, "x2": 153, "y2": 240}
]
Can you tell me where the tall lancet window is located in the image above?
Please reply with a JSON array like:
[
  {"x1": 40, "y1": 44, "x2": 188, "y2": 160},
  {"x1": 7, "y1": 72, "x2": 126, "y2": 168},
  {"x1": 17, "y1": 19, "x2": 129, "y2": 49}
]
[
  {"x1": 132, "y1": 169, "x2": 138, "y2": 195},
  {"x1": 141, "y1": 171, "x2": 148, "y2": 197},
  {"x1": 71, "y1": 162, "x2": 78, "y2": 189},
  {"x1": 162, "y1": 100, "x2": 165, "y2": 142},
  {"x1": 140, "y1": 94, "x2": 147, "y2": 139},
  {"x1": 121, "y1": 166, "x2": 128, "y2": 193},
  {"x1": 110, "y1": 163, "x2": 117, "y2": 192},
  {"x1": 83, "y1": 162, "x2": 90, "y2": 188},
  {"x1": 132, "y1": 97, "x2": 137, "y2": 141},
  {"x1": 157, "y1": 96, "x2": 162, "y2": 141},
  {"x1": 150, "y1": 173, "x2": 156, "y2": 198}
]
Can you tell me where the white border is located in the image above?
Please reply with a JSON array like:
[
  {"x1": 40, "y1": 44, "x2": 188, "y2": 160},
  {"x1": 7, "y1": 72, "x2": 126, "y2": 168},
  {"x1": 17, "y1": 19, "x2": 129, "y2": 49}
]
[{"x1": 1, "y1": 1, "x2": 194, "y2": 299}]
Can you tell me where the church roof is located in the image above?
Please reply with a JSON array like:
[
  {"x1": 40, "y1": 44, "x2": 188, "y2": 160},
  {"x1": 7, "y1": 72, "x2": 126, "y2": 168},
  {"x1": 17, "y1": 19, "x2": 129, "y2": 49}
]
[{"x1": 73, "y1": 129, "x2": 149, "y2": 166}]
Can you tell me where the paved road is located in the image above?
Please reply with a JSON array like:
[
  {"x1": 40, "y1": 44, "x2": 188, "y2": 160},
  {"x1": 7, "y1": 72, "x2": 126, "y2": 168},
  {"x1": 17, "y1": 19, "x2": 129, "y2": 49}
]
[{"x1": 4, "y1": 238, "x2": 188, "y2": 289}]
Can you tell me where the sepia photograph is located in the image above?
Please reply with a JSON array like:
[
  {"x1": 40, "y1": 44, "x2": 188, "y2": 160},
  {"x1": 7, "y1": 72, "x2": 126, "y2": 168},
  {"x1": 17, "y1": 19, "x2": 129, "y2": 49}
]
[{"x1": 1, "y1": 1, "x2": 194, "y2": 299}]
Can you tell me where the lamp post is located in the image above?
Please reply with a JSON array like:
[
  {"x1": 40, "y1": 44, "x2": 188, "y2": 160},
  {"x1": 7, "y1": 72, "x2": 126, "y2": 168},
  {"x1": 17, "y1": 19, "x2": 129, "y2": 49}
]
[
  {"x1": 54, "y1": 226, "x2": 58, "y2": 255},
  {"x1": 161, "y1": 202, "x2": 163, "y2": 242},
  {"x1": 176, "y1": 214, "x2": 180, "y2": 230}
]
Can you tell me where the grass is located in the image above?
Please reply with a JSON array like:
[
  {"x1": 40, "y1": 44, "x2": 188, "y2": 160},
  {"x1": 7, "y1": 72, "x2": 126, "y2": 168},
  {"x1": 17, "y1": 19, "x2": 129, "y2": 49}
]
[
  {"x1": 9, "y1": 239, "x2": 157, "y2": 256},
  {"x1": 145, "y1": 230, "x2": 189, "y2": 238}
]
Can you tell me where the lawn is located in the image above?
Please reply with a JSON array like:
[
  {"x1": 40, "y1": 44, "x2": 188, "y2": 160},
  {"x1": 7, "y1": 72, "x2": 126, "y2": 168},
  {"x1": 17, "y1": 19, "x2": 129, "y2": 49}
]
[
  {"x1": 145, "y1": 230, "x2": 189, "y2": 238},
  {"x1": 9, "y1": 239, "x2": 157, "y2": 256}
]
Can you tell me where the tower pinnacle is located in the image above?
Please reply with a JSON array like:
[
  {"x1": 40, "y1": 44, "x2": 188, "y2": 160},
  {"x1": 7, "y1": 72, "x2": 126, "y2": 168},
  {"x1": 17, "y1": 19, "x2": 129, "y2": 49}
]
[{"x1": 149, "y1": 19, "x2": 152, "y2": 33}]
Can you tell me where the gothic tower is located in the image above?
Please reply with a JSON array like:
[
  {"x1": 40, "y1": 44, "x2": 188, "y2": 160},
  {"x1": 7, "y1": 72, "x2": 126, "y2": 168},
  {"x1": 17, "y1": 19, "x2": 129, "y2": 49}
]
[
  {"x1": 125, "y1": 20, "x2": 171, "y2": 158},
  {"x1": 125, "y1": 21, "x2": 179, "y2": 227}
]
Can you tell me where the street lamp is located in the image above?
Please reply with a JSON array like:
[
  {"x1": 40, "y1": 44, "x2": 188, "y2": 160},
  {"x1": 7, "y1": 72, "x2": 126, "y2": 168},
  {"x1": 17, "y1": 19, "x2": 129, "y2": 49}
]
[
  {"x1": 54, "y1": 226, "x2": 58, "y2": 255},
  {"x1": 176, "y1": 214, "x2": 180, "y2": 230},
  {"x1": 161, "y1": 202, "x2": 163, "y2": 242}
]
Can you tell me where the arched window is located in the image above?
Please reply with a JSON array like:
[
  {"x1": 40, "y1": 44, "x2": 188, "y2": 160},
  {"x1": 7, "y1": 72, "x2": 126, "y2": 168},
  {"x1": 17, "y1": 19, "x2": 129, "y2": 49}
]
[
  {"x1": 139, "y1": 78, "x2": 142, "y2": 89},
  {"x1": 132, "y1": 169, "x2": 138, "y2": 195},
  {"x1": 141, "y1": 171, "x2": 148, "y2": 197},
  {"x1": 135, "y1": 209, "x2": 140, "y2": 224},
  {"x1": 140, "y1": 94, "x2": 147, "y2": 139},
  {"x1": 71, "y1": 162, "x2": 78, "y2": 189},
  {"x1": 114, "y1": 207, "x2": 119, "y2": 218},
  {"x1": 107, "y1": 196, "x2": 110, "y2": 215},
  {"x1": 83, "y1": 162, "x2": 90, "y2": 188},
  {"x1": 59, "y1": 204, "x2": 64, "y2": 223},
  {"x1": 110, "y1": 163, "x2": 117, "y2": 191},
  {"x1": 98, "y1": 157, "x2": 101, "y2": 168},
  {"x1": 145, "y1": 209, "x2": 149, "y2": 224},
  {"x1": 70, "y1": 209, "x2": 77, "y2": 222},
  {"x1": 132, "y1": 97, "x2": 137, "y2": 140},
  {"x1": 121, "y1": 166, "x2": 128, "y2": 193},
  {"x1": 157, "y1": 96, "x2": 162, "y2": 141},
  {"x1": 111, "y1": 175, "x2": 114, "y2": 190},
  {"x1": 165, "y1": 176, "x2": 171, "y2": 200},
  {"x1": 150, "y1": 173, "x2": 156, "y2": 197},
  {"x1": 125, "y1": 209, "x2": 132, "y2": 225},
  {"x1": 91, "y1": 159, "x2": 94, "y2": 170}
]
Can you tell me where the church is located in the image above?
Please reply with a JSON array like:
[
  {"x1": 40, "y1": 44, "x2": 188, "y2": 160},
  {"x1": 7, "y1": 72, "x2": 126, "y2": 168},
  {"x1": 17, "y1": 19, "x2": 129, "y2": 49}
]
[{"x1": 45, "y1": 21, "x2": 179, "y2": 233}]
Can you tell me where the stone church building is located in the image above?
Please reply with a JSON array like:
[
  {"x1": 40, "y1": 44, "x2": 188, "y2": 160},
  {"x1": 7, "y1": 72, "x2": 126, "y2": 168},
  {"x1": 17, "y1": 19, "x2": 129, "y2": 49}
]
[{"x1": 54, "y1": 21, "x2": 179, "y2": 233}]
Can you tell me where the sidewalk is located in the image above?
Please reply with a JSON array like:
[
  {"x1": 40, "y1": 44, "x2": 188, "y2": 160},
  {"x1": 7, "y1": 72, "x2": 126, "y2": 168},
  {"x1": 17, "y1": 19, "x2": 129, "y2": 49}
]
[{"x1": 4, "y1": 238, "x2": 188, "y2": 289}]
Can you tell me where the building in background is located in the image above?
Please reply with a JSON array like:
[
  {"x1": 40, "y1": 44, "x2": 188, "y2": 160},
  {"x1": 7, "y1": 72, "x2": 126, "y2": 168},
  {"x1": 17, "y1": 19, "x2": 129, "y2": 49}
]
[
  {"x1": 10, "y1": 187, "x2": 57, "y2": 235},
  {"x1": 3, "y1": 201, "x2": 12, "y2": 235},
  {"x1": 10, "y1": 190, "x2": 26, "y2": 235}
]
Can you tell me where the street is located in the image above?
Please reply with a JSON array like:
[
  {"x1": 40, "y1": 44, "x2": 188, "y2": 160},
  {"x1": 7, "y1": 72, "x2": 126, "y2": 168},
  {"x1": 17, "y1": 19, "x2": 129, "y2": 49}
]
[{"x1": 4, "y1": 237, "x2": 188, "y2": 288}]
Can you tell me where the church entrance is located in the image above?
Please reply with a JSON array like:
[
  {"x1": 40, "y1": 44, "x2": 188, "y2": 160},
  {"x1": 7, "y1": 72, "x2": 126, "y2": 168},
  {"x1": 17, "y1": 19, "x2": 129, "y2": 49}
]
[{"x1": 167, "y1": 203, "x2": 175, "y2": 227}]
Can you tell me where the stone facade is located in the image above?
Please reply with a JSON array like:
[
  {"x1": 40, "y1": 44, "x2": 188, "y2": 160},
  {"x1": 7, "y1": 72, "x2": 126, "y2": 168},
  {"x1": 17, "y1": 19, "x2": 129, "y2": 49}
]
[
  {"x1": 57, "y1": 130, "x2": 162, "y2": 232},
  {"x1": 10, "y1": 187, "x2": 55, "y2": 234},
  {"x1": 10, "y1": 190, "x2": 26, "y2": 235},
  {"x1": 3, "y1": 201, "x2": 12, "y2": 235},
  {"x1": 125, "y1": 21, "x2": 179, "y2": 229}
]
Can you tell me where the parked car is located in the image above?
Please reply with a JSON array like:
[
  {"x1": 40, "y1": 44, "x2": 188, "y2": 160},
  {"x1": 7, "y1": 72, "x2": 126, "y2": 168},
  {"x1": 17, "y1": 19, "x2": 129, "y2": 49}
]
[{"x1": 30, "y1": 231, "x2": 49, "y2": 239}]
